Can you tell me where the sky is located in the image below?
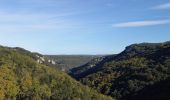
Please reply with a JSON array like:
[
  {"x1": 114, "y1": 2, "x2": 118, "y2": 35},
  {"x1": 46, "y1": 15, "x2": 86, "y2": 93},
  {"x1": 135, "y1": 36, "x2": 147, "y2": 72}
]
[{"x1": 0, "y1": 0, "x2": 170, "y2": 54}]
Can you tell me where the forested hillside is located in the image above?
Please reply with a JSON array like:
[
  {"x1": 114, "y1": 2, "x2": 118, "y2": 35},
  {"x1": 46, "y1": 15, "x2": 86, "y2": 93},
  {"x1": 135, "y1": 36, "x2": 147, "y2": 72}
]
[
  {"x1": 70, "y1": 41, "x2": 170, "y2": 100},
  {"x1": 126, "y1": 77, "x2": 170, "y2": 100},
  {"x1": 0, "y1": 46, "x2": 112, "y2": 100}
]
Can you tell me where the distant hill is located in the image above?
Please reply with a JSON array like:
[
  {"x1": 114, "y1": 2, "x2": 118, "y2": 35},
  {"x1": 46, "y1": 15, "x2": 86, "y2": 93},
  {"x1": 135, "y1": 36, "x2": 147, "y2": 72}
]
[
  {"x1": 70, "y1": 55, "x2": 116, "y2": 79},
  {"x1": 0, "y1": 45, "x2": 112, "y2": 100},
  {"x1": 45, "y1": 55, "x2": 102, "y2": 72},
  {"x1": 70, "y1": 41, "x2": 170, "y2": 100}
]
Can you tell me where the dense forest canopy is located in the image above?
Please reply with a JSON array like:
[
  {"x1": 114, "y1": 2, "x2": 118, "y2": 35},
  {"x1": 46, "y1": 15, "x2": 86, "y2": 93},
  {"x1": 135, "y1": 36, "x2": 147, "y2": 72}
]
[{"x1": 70, "y1": 41, "x2": 170, "y2": 100}]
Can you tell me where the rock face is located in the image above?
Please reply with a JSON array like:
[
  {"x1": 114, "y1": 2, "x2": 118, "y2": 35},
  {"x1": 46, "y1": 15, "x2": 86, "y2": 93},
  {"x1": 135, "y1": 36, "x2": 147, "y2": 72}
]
[
  {"x1": 36, "y1": 55, "x2": 57, "y2": 66},
  {"x1": 36, "y1": 55, "x2": 45, "y2": 64},
  {"x1": 47, "y1": 59, "x2": 56, "y2": 65}
]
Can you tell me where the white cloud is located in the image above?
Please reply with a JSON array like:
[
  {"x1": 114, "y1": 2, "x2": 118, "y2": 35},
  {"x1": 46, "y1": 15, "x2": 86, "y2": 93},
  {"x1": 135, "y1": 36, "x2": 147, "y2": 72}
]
[
  {"x1": 112, "y1": 19, "x2": 170, "y2": 28},
  {"x1": 152, "y1": 2, "x2": 170, "y2": 10},
  {"x1": 0, "y1": 11, "x2": 81, "y2": 33}
]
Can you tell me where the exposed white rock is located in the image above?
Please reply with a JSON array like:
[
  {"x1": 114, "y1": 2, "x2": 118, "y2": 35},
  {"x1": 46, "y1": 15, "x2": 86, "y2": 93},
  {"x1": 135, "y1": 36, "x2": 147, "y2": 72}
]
[
  {"x1": 37, "y1": 59, "x2": 43, "y2": 64},
  {"x1": 51, "y1": 60, "x2": 56, "y2": 65},
  {"x1": 40, "y1": 57, "x2": 45, "y2": 62}
]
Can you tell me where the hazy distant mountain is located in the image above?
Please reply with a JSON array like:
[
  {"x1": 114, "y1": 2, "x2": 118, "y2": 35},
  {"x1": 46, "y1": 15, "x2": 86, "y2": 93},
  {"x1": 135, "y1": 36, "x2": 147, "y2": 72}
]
[
  {"x1": 45, "y1": 55, "x2": 102, "y2": 72},
  {"x1": 70, "y1": 41, "x2": 170, "y2": 100},
  {"x1": 0, "y1": 46, "x2": 112, "y2": 100},
  {"x1": 70, "y1": 55, "x2": 116, "y2": 79}
]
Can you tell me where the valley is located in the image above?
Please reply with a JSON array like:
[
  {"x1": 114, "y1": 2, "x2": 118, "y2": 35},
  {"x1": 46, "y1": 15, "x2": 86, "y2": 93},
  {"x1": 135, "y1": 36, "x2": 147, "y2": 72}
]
[
  {"x1": 45, "y1": 55, "x2": 101, "y2": 72},
  {"x1": 0, "y1": 0, "x2": 169, "y2": 99},
  {"x1": 0, "y1": 41, "x2": 170, "y2": 100}
]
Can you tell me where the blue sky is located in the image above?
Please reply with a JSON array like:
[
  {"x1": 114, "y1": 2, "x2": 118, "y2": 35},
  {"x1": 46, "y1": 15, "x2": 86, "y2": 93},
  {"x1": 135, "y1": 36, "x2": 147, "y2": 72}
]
[{"x1": 0, "y1": 0, "x2": 170, "y2": 54}]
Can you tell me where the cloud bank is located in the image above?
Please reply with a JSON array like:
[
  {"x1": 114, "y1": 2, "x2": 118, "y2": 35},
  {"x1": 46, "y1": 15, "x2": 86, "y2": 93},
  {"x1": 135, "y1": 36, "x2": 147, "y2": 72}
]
[
  {"x1": 112, "y1": 19, "x2": 170, "y2": 28},
  {"x1": 152, "y1": 2, "x2": 170, "y2": 10}
]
